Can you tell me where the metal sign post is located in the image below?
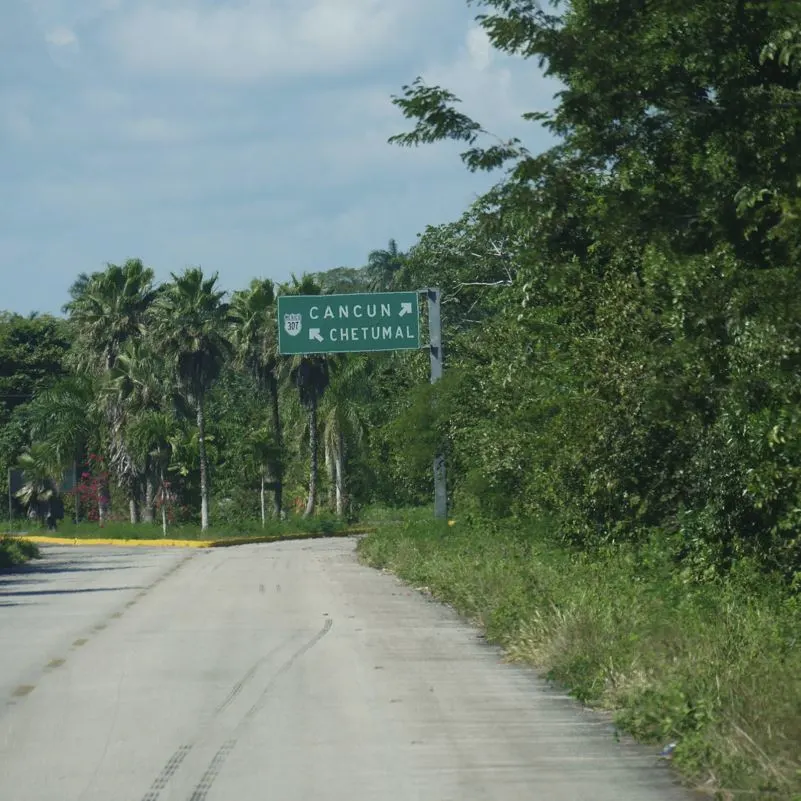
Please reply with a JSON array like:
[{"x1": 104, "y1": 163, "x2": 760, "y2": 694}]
[{"x1": 427, "y1": 288, "x2": 447, "y2": 520}]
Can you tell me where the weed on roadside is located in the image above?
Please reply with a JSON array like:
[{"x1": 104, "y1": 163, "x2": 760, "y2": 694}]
[{"x1": 358, "y1": 516, "x2": 801, "y2": 800}]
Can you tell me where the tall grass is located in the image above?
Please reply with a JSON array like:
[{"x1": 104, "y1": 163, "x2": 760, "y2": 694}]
[{"x1": 358, "y1": 516, "x2": 801, "y2": 800}]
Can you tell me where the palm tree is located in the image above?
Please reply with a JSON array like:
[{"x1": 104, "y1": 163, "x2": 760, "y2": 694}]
[
  {"x1": 127, "y1": 411, "x2": 174, "y2": 535},
  {"x1": 151, "y1": 268, "x2": 231, "y2": 531},
  {"x1": 229, "y1": 279, "x2": 283, "y2": 517},
  {"x1": 279, "y1": 275, "x2": 332, "y2": 517},
  {"x1": 249, "y1": 426, "x2": 280, "y2": 528},
  {"x1": 366, "y1": 238, "x2": 405, "y2": 291},
  {"x1": 321, "y1": 356, "x2": 370, "y2": 517},
  {"x1": 64, "y1": 259, "x2": 156, "y2": 523},
  {"x1": 290, "y1": 356, "x2": 330, "y2": 517},
  {"x1": 15, "y1": 443, "x2": 62, "y2": 523},
  {"x1": 27, "y1": 376, "x2": 100, "y2": 523},
  {"x1": 106, "y1": 338, "x2": 178, "y2": 523},
  {"x1": 64, "y1": 259, "x2": 156, "y2": 373}
]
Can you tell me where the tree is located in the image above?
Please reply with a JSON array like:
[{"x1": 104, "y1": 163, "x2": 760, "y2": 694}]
[
  {"x1": 64, "y1": 259, "x2": 156, "y2": 523},
  {"x1": 127, "y1": 410, "x2": 175, "y2": 535},
  {"x1": 309, "y1": 266, "x2": 370, "y2": 293},
  {"x1": 321, "y1": 356, "x2": 370, "y2": 517},
  {"x1": 106, "y1": 338, "x2": 178, "y2": 523},
  {"x1": 381, "y1": 0, "x2": 801, "y2": 577},
  {"x1": 248, "y1": 426, "x2": 280, "y2": 528},
  {"x1": 27, "y1": 376, "x2": 100, "y2": 523},
  {"x1": 389, "y1": 0, "x2": 801, "y2": 264},
  {"x1": 280, "y1": 275, "x2": 331, "y2": 517},
  {"x1": 0, "y1": 313, "x2": 72, "y2": 425},
  {"x1": 64, "y1": 259, "x2": 156, "y2": 373},
  {"x1": 0, "y1": 313, "x2": 72, "y2": 510},
  {"x1": 366, "y1": 239, "x2": 405, "y2": 291},
  {"x1": 290, "y1": 356, "x2": 330, "y2": 517},
  {"x1": 229, "y1": 279, "x2": 284, "y2": 517},
  {"x1": 152, "y1": 268, "x2": 232, "y2": 531},
  {"x1": 15, "y1": 442, "x2": 62, "y2": 522}
]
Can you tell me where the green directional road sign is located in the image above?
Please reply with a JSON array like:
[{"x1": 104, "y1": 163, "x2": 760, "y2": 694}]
[{"x1": 278, "y1": 291, "x2": 420, "y2": 355}]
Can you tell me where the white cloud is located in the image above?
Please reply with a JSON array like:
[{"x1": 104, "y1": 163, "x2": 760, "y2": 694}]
[
  {"x1": 2, "y1": 1, "x2": 560, "y2": 315},
  {"x1": 45, "y1": 26, "x2": 77, "y2": 46},
  {"x1": 104, "y1": 0, "x2": 418, "y2": 81},
  {"x1": 466, "y1": 25, "x2": 493, "y2": 72}
]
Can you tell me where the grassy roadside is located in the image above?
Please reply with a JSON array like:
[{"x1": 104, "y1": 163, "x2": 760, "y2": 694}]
[
  {"x1": 357, "y1": 513, "x2": 801, "y2": 800},
  {"x1": 2, "y1": 515, "x2": 363, "y2": 543},
  {"x1": 0, "y1": 535, "x2": 41, "y2": 568}
]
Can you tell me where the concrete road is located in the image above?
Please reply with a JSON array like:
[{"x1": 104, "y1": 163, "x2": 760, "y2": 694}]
[{"x1": 0, "y1": 540, "x2": 690, "y2": 801}]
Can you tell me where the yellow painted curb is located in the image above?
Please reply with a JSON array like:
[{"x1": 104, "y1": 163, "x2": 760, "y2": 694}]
[
  {"x1": 18, "y1": 527, "x2": 376, "y2": 550},
  {"x1": 22, "y1": 535, "x2": 213, "y2": 548}
]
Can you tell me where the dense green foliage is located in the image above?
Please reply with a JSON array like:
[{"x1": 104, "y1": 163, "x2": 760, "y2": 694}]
[
  {"x1": 0, "y1": 535, "x2": 40, "y2": 568},
  {"x1": 0, "y1": 314, "x2": 72, "y2": 493},
  {"x1": 3, "y1": 0, "x2": 801, "y2": 578},
  {"x1": 354, "y1": 4, "x2": 801, "y2": 795},
  {"x1": 358, "y1": 515, "x2": 801, "y2": 799},
  {"x1": 0, "y1": 260, "x2": 400, "y2": 532},
  {"x1": 379, "y1": 0, "x2": 801, "y2": 582}
]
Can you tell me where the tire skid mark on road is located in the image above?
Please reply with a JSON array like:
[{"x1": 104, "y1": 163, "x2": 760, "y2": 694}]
[
  {"x1": 137, "y1": 618, "x2": 334, "y2": 801},
  {"x1": 244, "y1": 617, "x2": 333, "y2": 721},
  {"x1": 140, "y1": 745, "x2": 193, "y2": 801},
  {"x1": 216, "y1": 637, "x2": 294, "y2": 715},
  {"x1": 187, "y1": 740, "x2": 236, "y2": 801},
  {"x1": 188, "y1": 618, "x2": 333, "y2": 800}
]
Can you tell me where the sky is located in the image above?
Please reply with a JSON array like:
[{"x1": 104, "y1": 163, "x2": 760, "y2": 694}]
[{"x1": 0, "y1": 0, "x2": 561, "y2": 316}]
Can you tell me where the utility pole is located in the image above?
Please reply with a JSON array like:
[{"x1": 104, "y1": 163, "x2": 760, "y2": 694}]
[{"x1": 427, "y1": 288, "x2": 447, "y2": 519}]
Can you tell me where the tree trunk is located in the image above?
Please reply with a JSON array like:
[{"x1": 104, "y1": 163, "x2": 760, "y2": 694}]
[
  {"x1": 270, "y1": 378, "x2": 283, "y2": 519},
  {"x1": 335, "y1": 429, "x2": 346, "y2": 517},
  {"x1": 160, "y1": 468, "x2": 167, "y2": 537},
  {"x1": 98, "y1": 478, "x2": 109, "y2": 526},
  {"x1": 143, "y1": 473, "x2": 155, "y2": 524},
  {"x1": 128, "y1": 476, "x2": 140, "y2": 523},
  {"x1": 304, "y1": 395, "x2": 318, "y2": 518},
  {"x1": 260, "y1": 473, "x2": 266, "y2": 530},
  {"x1": 197, "y1": 395, "x2": 210, "y2": 531},
  {"x1": 324, "y1": 437, "x2": 335, "y2": 511},
  {"x1": 129, "y1": 496, "x2": 139, "y2": 524},
  {"x1": 73, "y1": 460, "x2": 80, "y2": 524}
]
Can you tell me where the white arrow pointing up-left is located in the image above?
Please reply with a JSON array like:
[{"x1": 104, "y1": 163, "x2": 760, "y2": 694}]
[
  {"x1": 399, "y1": 302, "x2": 413, "y2": 317},
  {"x1": 309, "y1": 328, "x2": 324, "y2": 342}
]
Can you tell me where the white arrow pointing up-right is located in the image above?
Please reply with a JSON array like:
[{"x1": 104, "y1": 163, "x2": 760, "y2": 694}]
[{"x1": 399, "y1": 302, "x2": 413, "y2": 317}]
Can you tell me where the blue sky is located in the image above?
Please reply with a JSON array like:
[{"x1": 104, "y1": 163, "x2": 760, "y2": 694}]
[{"x1": 1, "y1": 0, "x2": 560, "y2": 315}]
